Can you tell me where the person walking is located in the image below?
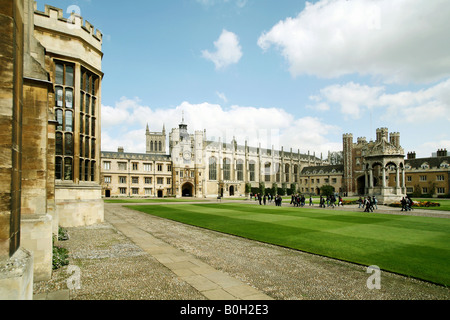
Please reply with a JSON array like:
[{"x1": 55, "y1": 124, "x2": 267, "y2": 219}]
[
  {"x1": 263, "y1": 194, "x2": 267, "y2": 205},
  {"x1": 364, "y1": 197, "x2": 372, "y2": 212},
  {"x1": 406, "y1": 196, "x2": 413, "y2": 211},
  {"x1": 401, "y1": 197, "x2": 407, "y2": 212},
  {"x1": 358, "y1": 197, "x2": 363, "y2": 208},
  {"x1": 330, "y1": 195, "x2": 336, "y2": 208}
]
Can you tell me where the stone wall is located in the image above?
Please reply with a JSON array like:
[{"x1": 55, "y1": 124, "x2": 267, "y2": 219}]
[
  {"x1": 0, "y1": 0, "x2": 34, "y2": 300},
  {"x1": 56, "y1": 185, "x2": 104, "y2": 227}
]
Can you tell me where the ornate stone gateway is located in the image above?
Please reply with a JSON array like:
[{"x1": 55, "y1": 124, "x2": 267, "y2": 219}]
[
  {"x1": 361, "y1": 128, "x2": 406, "y2": 204},
  {"x1": 182, "y1": 182, "x2": 194, "y2": 197}
]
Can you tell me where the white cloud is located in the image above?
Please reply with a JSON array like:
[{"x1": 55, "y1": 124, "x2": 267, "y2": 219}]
[
  {"x1": 202, "y1": 29, "x2": 243, "y2": 70},
  {"x1": 216, "y1": 91, "x2": 228, "y2": 103},
  {"x1": 257, "y1": 0, "x2": 450, "y2": 84},
  {"x1": 414, "y1": 140, "x2": 450, "y2": 158},
  {"x1": 309, "y1": 79, "x2": 450, "y2": 122},
  {"x1": 101, "y1": 98, "x2": 341, "y2": 156},
  {"x1": 314, "y1": 82, "x2": 384, "y2": 118},
  {"x1": 196, "y1": 0, "x2": 247, "y2": 8}
]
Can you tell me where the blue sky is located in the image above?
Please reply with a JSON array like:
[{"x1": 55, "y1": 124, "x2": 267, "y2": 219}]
[{"x1": 36, "y1": 0, "x2": 450, "y2": 158}]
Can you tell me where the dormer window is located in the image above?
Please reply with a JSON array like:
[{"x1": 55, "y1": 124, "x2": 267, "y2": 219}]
[{"x1": 421, "y1": 163, "x2": 429, "y2": 169}]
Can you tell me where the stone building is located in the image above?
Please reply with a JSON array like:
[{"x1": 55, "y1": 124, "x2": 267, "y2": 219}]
[
  {"x1": 34, "y1": 3, "x2": 104, "y2": 228},
  {"x1": 302, "y1": 128, "x2": 448, "y2": 200},
  {"x1": 101, "y1": 147, "x2": 173, "y2": 198},
  {"x1": 146, "y1": 124, "x2": 166, "y2": 154},
  {"x1": 300, "y1": 165, "x2": 344, "y2": 195},
  {"x1": 399, "y1": 149, "x2": 450, "y2": 197},
  {"x1": 102, "y1": 120, "x2": 329, "y2": 198},
  {"x1": 1, "y1": 0, "x2": 104, "y2": 299},
  {"x1": 341, "y1": 128, "x2": 406, "y2": 204}
]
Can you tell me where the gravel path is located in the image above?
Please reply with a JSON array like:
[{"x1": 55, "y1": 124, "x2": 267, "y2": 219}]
[{"x1": 34, "y1": 201, "x2": 450, "y2": 300}]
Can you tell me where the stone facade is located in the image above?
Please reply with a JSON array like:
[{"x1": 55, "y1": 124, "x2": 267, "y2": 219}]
[
  {"x1": 399, "y1": 150, "x2": 450, "y2": 197},
  {"x1": 146, "y1": 124, "x2": 166, "y2": 154},
  {"x1": 0, "y1": 0, "x2": 104, "y2": 299},
  {"x1": 102, "y1": 120, "x2": 329, "y2": 198},
  {"x1": 341, "y1": 128, "x2": 406, "y2": 203},
  {"x1": 101, "y1": 148, "x2": 173, "y2": 198},
  {"x1": 1, "y1": 0, "x2": 28, "y2": 297},
  {"x1": 300, "y1": 165, "x2": 344, "y2": 195},
  {"x1": 102, "y1": 122, "x2": 449, "y2": 201},
  {"x1": 33, "y1": 3, "x2": 104, "y2": 227}
]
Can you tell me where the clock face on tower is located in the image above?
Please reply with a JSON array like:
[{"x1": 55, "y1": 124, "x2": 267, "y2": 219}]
[{"x1": 183, "y1": 150, "x2": 191, "y2": 161}]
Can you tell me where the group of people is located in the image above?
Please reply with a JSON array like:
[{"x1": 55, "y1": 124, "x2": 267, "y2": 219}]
[
  {"x1": 250, "y1": 192, "x2": 416, "y2": 213},
  {"x1": 400, "y1": 196, "x2": 414, "y2": 211},
  {"x1": 358, "y1": 196, "x2": 378, "y2": 212},
  {"x1": 290, "y1": 194, "x2": 313, "y2": 207},
  {"x1": 252, "y1": 193, "x2": 283, "y2": 206},
  {"x1": 318, "y1": 195, "x2": 344, "y2": 208}
]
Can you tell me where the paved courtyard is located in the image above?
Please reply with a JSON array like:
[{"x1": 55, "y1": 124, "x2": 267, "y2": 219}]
[{"x1": 33, "y1": 200, "x2": 450, "y2": 300}]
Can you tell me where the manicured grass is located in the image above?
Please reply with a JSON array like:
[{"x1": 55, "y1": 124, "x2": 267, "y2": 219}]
[
  {"x1": 129, "y1": 203, "x2": 450, "y2": 286},
  {"x1": 104, "y1": 198, "x2": 207, "y2": 203}
]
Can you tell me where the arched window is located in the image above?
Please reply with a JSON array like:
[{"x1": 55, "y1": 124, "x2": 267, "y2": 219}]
[
  {"x1": 223, "y1": 158, "x2": 231, "y2": 181},
  {"x1": 91, "y1": 161, "x2": 95, "y2": 181},
  {"x1": 285, "y1": 164, "x2": 290, "y2": 183},
  {"x1": 85, "y1": 94, "x2": 90, "y2": 115},
  {"x1": 209, "y1": 157, "x2": 217, "y2": 180},
  {"x1": 56, "y1": 109, "x2": 63, "y2": 131},
  {"x1": 55, "y1": 62, "x2": 76, "y2": 181},
  {"x1": 65, "y1": 88, "x2": 73, "y2": 109},
  {"x1": 236, "y1": 159, "x2": 244, "y2": 181},
  {"x1": 79, "y1": 66, "x2": 99, "y2": 182},
  {"x1": 159, "y1": 141, "x2": 162, "y2": 152},
  {"x1": 249, "y1": 161, "x2": 256, "y2": 182},
  {"x1": 91, "y1": 139, "x2": 96, "y2": 159},
  {"x1": 65, "y1": 133, "x2": 73, "y2": 156},
  {"x1": 84, "y1": 160, "x2": 90, "y2": 181},
  {"x1": 265, "y1": 163, "x2": 271, "y2": 182},
  {"x1": 65, "y1": 110, "x2": 73, "y2": 132},
  {"x1": 64, "y1": 158, "x2": 73, "y2": 181},
  {"x1": 55, "y1": 157, "x2": 63, "y2": 180},
  {"x1": 150, "y1": 141, "x2": 154, "y2": 151},
  {"x1": 275, "y1": 163, "x2": 280, "y2": 182},
  {"x1": 56, "y1": 133, "x2": 63, "y2": 156}
]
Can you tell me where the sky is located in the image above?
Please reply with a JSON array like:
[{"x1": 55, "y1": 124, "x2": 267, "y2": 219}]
[{"x1": 35, "y1": 0, "x2": 450, "y2": 158}]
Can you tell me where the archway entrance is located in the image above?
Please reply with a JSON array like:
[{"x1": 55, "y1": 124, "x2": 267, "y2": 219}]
[
  {"x1": 105, "y1": 190, "x2": 111, "y2": 198},
  {"x1": 356, "y1": 175, "x2": 366, "y2": 195},
  {"x1": 182, "y1": 183, "x2": 194, "y2": 197},
  {"x1": 157, "y1": 190, "x2": 163, "y2": 198},
  {"x1": 229, "y1": 186, "x2": 235, "y2": 197}
]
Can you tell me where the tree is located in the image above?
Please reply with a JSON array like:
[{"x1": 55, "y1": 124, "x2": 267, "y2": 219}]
[
  {"x1": 245, "y1": 183, "x2": 252, "y2": 195},
  {"x1": 280, "y1": 183, "x2": 287, "y2": 196},
  {"x1": 320, "y1": 185, "x2": 335, "y2": 197},
  {"x1": 288, "y1": 183, "x2": 297, "y2": 195},
  {"x1": 271, "y1": 182, "x2": 278, "y2": 195},
  {"x1": 259, "y1": 182, "x2": 266, "y2": 195}
]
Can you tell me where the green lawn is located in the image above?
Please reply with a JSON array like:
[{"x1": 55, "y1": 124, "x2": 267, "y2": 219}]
[
  {"x1": 104, "y1": 198, "x2": 207, "y2": 203},
  {"x1": 129, "y1": 203, "x2": 450, "y2": 286}
]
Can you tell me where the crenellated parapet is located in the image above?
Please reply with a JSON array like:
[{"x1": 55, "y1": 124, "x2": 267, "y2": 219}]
[{"x1": 33, "y1": 2, "x2": 102, "y2": 52}]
